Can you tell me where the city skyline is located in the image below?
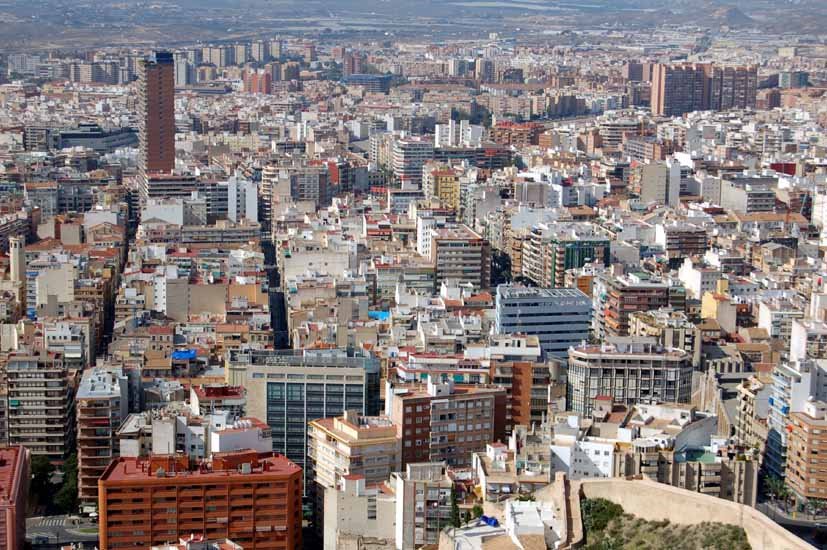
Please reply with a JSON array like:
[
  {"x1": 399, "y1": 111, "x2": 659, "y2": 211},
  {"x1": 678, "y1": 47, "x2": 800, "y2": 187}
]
[{"x1": 0, "y1": 5, "x2": 826, "y2": 550}]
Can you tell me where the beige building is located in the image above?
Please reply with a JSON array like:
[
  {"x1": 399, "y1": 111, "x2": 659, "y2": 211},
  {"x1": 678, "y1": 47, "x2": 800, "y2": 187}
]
[
  {"x1": 323, "y1": 475, "x2": 395, "y2": 550},
  {"x1": 430, "y1": 225, "x2": 491, "y2": 291},
  {"x1": 629, "y1": 308, "x2": 701, "y2": 367},
  {"x1": 308, "y1": 411, "x2": 400, "y2": 490},
  {"x1": 734, "y1": 374, "x2": 771, "y2": 460},
  {"x1": 701, "y1": 292, "x2": 737, "y2": 335},
  {"x1": 35, "y1": 264, "x2": 76, "y2": 307},
  {"x1": 6, "y1": 351, "x2": 75, "y2": 460},
  {"x1": 392, "y1": 462, "x2": 454, "y2": 550},
  {"x1": 567, "y1": 338, "x2": 693, "y2": 416},
  {"x1": 308, "y1": 411, "x2": 400, "y2": 535},
  {"x1": 615, "y1": 444, "x2": 758, "y2": 507}
]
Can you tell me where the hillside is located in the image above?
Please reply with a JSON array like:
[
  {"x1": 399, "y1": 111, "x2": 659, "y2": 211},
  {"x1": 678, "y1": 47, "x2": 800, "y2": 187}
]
[{"x1": 582, "y1": 498, "x2": 752, "y2": 550}]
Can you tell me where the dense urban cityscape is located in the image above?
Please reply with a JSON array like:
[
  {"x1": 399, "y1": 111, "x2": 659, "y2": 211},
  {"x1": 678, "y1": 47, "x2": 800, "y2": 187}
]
[{"x1": 0, "y1": 1, "x2": 826, "y2": 549}]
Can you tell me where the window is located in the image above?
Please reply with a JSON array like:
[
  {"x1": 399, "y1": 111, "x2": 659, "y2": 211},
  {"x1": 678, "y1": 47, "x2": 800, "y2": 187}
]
[
  {"x1": 267, "y1": 383, "x2": 284, "y2": 400},
  {"x1": 286, "y1": 383, "x2": 304, "y2": 401}
]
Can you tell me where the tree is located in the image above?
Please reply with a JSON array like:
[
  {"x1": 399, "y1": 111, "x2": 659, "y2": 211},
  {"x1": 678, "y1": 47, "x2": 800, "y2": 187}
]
[
  {"x1": 30, "y1": 455, "x2": 55, "y2": 498},
  {"x1": 55, "y1": 453, "x2": 78, "y2": 514},
  {"x1": 810, "y1": 498, "x2": 827, "y2": 519},
  {"x1": 463, "y1": 510, "x2": 471, "y2": 524},
  {"x1": 472, "y1": 504, "x2": 483, "y2": 519},
  {"x1": 763, "y1": 475, "x2": 784, "y2": 503},
  {"x1": 777, "y1": 483, "x2": 791, "y2": 513},
  {"x1": 490, "y1": 250, "x2": 513, "y2": 287},
  {"x1": 450, "y1": 487, "x2": 461, "y2": 527}
]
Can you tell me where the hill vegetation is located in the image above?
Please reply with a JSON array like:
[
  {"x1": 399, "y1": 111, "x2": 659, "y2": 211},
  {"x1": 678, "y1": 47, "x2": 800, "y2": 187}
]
[{"x1": 582, "y1": 498, "x2": 751, "y2": 550}]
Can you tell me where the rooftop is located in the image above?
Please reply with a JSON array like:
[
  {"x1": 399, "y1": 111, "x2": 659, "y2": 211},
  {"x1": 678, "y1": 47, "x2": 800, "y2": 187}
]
[
  {"x1": 77, "y1": 366, "x2": 124, "y2": 399},
  {"x1": 192, "y1": 385, "x2": 244, "y2": 400},
  {"x1": 497, "y1": 285, "x2": 589, "y2": 301},
  {"x1": 100, "y1": 451, "x2": 300, "y2": 484},
  {"x1": 0, "y1": 446, "x2": 26, "y2": 504}
]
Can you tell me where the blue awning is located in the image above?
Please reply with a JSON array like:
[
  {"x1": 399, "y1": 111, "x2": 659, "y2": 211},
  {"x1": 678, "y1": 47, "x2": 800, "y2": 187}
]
[{"x1": 171, "y1": 349, "x2": 197, "y2": 360}]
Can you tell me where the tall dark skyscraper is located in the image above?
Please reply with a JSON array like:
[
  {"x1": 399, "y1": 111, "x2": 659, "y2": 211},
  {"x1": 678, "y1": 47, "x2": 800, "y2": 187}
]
[{"x1": 137, "y1": 51, "x2": 175, "y2": 176}]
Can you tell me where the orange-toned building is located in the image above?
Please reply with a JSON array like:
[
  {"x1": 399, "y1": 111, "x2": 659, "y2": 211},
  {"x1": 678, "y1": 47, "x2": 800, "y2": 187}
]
[
  {"x1": 786, "y1": 400, "x2": 827, "y2": 501},
  {"x1": 491, "y1": 121, "x2": 543, "y2": 147},
  {"x1": 98, "y1": 451, "x2": 302, "y2": 550},
  {"x1": 0, "y1": 446, "x2": 29, "y2": 550}
]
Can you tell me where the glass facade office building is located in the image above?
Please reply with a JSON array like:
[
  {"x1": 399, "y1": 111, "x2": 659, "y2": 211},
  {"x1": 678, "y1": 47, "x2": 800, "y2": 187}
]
[{"x1": 230, "y1": 348, "x2": 381, "y2": 486}]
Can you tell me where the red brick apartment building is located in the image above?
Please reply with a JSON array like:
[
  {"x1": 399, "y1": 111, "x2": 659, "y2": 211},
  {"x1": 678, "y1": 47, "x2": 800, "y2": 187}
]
[
  {"x1": 0, "y1": 446, "x2": 29, "y2": 550},
  {"x1": 98, "y1": 450, "x2": 302, "y2": 550}
]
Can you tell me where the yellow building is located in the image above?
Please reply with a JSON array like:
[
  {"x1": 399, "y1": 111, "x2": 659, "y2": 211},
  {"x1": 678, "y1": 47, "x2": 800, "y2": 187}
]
[{"x1": 423, "y1": 163, "x2": 462, "y2": 211}]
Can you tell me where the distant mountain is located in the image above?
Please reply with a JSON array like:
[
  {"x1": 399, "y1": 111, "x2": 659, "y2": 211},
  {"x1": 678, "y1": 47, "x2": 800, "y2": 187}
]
[
  {"x1": 711, "y1": 6, "x2": 755, "y2": 27},
  {"x1": 1, "y1": 0, "x2": 825, "y2": 50}
]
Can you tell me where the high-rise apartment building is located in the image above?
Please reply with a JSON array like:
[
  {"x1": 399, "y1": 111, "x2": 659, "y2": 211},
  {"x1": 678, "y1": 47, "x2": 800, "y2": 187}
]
[
  {"x1": 786, "y1": 399, "x2": 827, "y2": 501},
  {"x1": 473, "y1": 334, "x2": 558, "y2": 430},
  {"x1": 284, "y1": 164, "x2": 331, "y2": 208},
  {"x1": 650, "y1": 63, "x2": 710, "y2": 117},
  {"x1": 712, "y1": 65, "x2": 758, "y2": 111},
  {"x1": 638, "y1": 160, "x2": 681, "y2": 208},
  {"x1": 622, "y1": 61, "x2": 645, "y2": 82},
  {"x1": 342, "y1": 51, "x2": 364, "y2": 77},
  {"x1": 98, "y1": 451, "x2": 302, "y2": 550},
  {"x1": 76, "y1": 366, "x2": 129, "y2": 512},
  {"x1": 307, "y1": 411, "x2": 400, "y2": 496},
  {"x1": 244, "y1": 69, "x2": 272, "y2": 95},
  {"x1": 137, "y1": 51, "x2": 175, "y2": 176},
  {"x1": 303, "y1": 43, "x2": 317, "y2": 63},
  {"x1": 656, "y1": 222, "x2": 709, "y2": 265},
  {"x1": 429, "y1": 224, "x2": 491, "y2": 291},
  {"x1": 779, "y1": 70, "x2": 809, "y2": 89},
  {"x1": 233, "y1": 43, "x2": 250, "y2": 65},
  {"x1": 567, "y1": 338, "x2": 693, "y2": 415},
  {"x1": 307, "y1": 411, "x2": 400, "y2": 536},
  {"x1": 650, "y1": 63, "x2": 757, "y2": 117},
  {"x1": 494, "y1": 286, "x2": 592, "y2": 359},
  {"x1": 765, "y1": 359, "x2": 827, "y2": 480},
  {"x1": 0, "y1": 446, "x2": 29, "y2": 550},
  {"x1": 6, "y1": 352, "x2": 75, "y2": 460},
  {"x1": 232, "y1": 348, "x2": 381, "y2": 485},
  {"x1": 597, "y1": 272, "x2": 673, "y2": 337},
  {"x1": 385, "y1": 377, "x2": 507, "y2": 468},
  {"x1": 268, "y1": 38, "x2": 284, "y2": 61},
  {"x1": 392, "y1": 136, "x2": 435, "y2": 188},
  {"x1": 520, "y1": 223, "x2": 610, "y2": 288},
  {"x1": 474, "y1": 58, "x2": 495, "y2": 83},
  {"x1": 173, "y1": 56, "x2": 194, "y2": 87}
]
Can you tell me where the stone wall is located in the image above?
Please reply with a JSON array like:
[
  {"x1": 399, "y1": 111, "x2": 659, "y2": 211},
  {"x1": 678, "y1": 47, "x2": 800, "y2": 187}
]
[{"x1": 578, "y1": 477, "x2": 814, "y2": 550}]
